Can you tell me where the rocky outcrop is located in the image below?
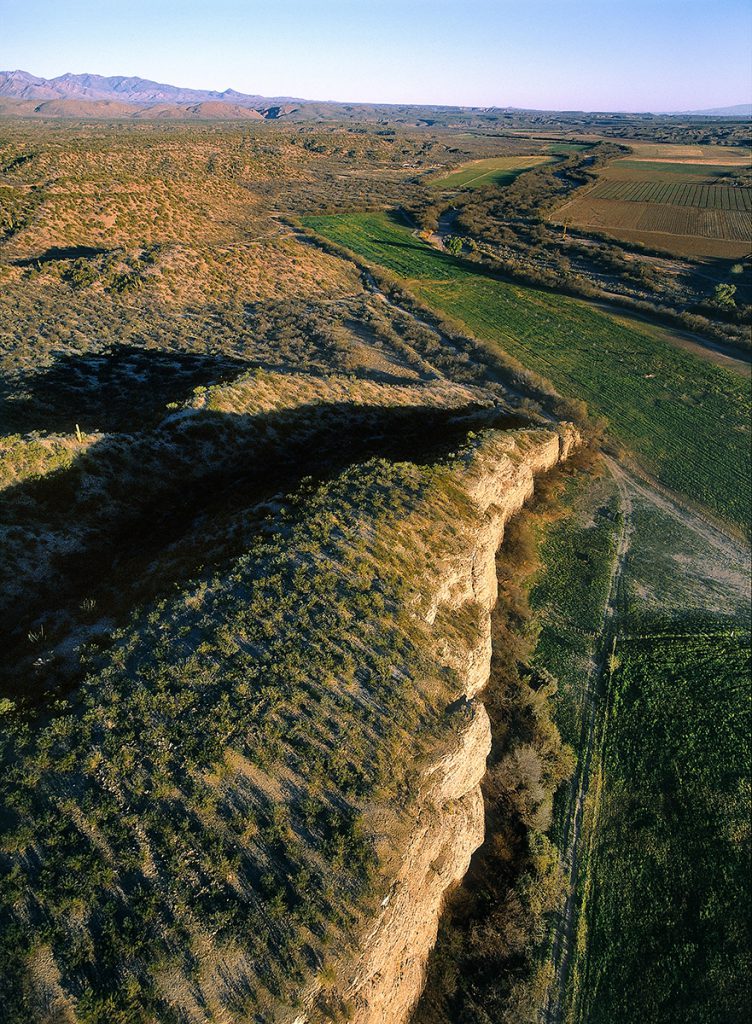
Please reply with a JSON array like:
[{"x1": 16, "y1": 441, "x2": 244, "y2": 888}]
[
  {"x1": 2, "y1": 418, "x2": 578, "y2": 1024},
  {"x1": 331, "y1": 425, "x2": 580, "y2": 1024}
]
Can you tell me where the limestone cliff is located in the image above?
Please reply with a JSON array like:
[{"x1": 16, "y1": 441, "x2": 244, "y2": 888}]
[
  {"x1": 312, "y1": 424, "x2": 580, "y2": 1024},
  {"x1": 1, "y1": 422, "x2": 578, "y2": 1024}
]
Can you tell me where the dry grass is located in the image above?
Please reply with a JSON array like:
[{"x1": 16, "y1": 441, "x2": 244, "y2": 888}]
[{"x1": 621, "y1": 142, "x2": 752, "y2": 164}]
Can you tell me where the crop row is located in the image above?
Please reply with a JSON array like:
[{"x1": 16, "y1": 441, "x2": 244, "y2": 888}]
[
  {"x1": 630, "y1": 205, "x2": 751, "y2": 241},
  {"x1": 590, "y1": 178, "x2": 752, "y2": 211}
]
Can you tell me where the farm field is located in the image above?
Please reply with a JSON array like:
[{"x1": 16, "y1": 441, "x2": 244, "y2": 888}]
[
  {"x1": 553, "y1": 143, "x2": 752, "y2": 256},
  {"x1": 554, "y1": 199, "x2": 751, "y2": 256},
  {"x1": 604, "y1": 159, "x2": 743, "y2": 181},
  {"x1": 620, "y1": 142, "x2": 752, "y2": 164},
  {"x1": 429, "y1": 154, "x2": 554, "y2": 189},
  {"x1": 302, "y1": 212, "x2": 752, "y2": 531},
  {"x1": 530, "y1": 473, "x2": 620, "y2": 750},
  {"x1": 570, "y1": 626, "x2": 751, "y2": 1024},
  {"x1": 587, "y1": 179, "x2": 751, "y2": 210},
  {"x1": 554, "y1": 196, "x2": 750, "y2": 254}
]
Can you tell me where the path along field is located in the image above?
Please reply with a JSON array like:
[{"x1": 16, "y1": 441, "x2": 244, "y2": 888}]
[
  {"x1": 532, "y1": 453, "x2": 751, "y2": 1024},
  {"x1": 302, "y1": 212, "x2": 751, "y2": 531},
  {"x1": 429, "y1": 154, "x2": 554, "y2": 190}
]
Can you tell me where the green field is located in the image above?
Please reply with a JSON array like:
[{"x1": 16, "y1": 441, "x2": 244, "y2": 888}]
[
  {"x1": 429, "y1": 154, "x2": 554, "y2": 189},
  {"x1": 531, "y1": 475, "x2": 620, "y2": 748},
  {"x1": 572, "y1": 627, "x2": 751, "y2": 1024},
  {"x1": 590, "y1": 179, "x2": 752, "y2": 211},
  {"x1": 302, "y1": 212, "x2": 751, "y2": 530}
]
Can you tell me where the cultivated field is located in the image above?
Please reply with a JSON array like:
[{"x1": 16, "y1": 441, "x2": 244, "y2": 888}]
[
  {"x1": 571, "y1": 626, "x2": 751, "y2": 1024},
  {"x1": 536, "y1": 453, "x2": 752, "y2": 1024},
  {"x1": 555, "y1": 197, "x2": 750, "y2": 254},
  {"x1": 621, "y1": 142, "x2": 751, "y2": 163},
  {"x1": 588, "y1": 179, "x2": 751, "y2": 210},
  {"x1": 553, "y1": 142, "x2": 752, "y2": 257},
  {"x1": 604, "y1": 159, "x2": 743, "y2": 181},
  {"x1": 530, "y1": 474, "x2": 620, "y2": 750},
  {"x1": 429, "y1": 154, "x2": 554, "y2": 190},
  {"x1": 303, "y1": 212, "x2": 752, "y2": 530}
]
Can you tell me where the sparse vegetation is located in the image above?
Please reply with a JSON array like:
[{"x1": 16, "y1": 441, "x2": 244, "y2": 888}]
[
  {"x1": 0, "y1": 107, "x2": 749, "y2": 1024},
  {"x1": 0, "y1": 432, "x2": 537, "y2": 1022}
]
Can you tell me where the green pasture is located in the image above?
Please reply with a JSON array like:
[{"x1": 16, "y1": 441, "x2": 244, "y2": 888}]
[
  {"x1": 429, "y1": 154, "x2": 554, "y2": 190},
  {"x1": 303, "y1": 212, "x2": 751, "y2": 531},
  {"x1": 573, "y1": 627, "x2": 751, "y2": 1024}
]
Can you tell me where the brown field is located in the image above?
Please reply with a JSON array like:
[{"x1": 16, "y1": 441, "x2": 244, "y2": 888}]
[
  {"x1": 553, "y1": 143, "x2": 752, "y2": 257},
  {"x1": 621, "y1": 141, "x2": 752, "y2": 164},
  {"x1": 602, "y1": 160, "x2": 749, "y2": 183},
  {"x1": 553, "y1": 196, "x2": 750, "y2": 256},
  {"x1": 596, "y1": 228, "x2": 749, "y2": 259}
]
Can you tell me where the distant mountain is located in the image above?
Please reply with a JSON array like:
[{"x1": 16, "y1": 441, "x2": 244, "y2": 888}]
[
  {"x1": 3, "y1": 70, "x2": 749, "y2": 127},
  {"x1": 0, "y1": 69, "x2": 301, "y2": 107},
  {"x1": 672, "y1": 103, "x2": 751, "y2": 118}
]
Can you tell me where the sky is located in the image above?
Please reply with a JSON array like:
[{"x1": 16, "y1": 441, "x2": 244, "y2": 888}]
[{"x1": 1, "y1": 0, "x2": 751, "y2": 111}]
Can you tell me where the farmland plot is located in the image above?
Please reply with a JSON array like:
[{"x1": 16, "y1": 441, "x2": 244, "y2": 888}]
[
  {"x1": 571, "y1": 627, "x2": 751, "y2": 1024},
  {"x1": 553, "y1": 145, "x2": 752, "y2": 256},
  {"x1": 429, "y1": 154, "x2": 554, "y2": 190},
  {"x1": 554, "y1": 196, "x2": 751, "y2": 257},
  {"x1": 604, "y1": 159, "x2": 742, "y2": 181},
  {"x1": 303, "y1": 213, "x2": 751, "y2": 531},
  {"x1": 557, "y1": 197, "x2": 751, "y2": 245},
  {"x1": 588, "y1": 179, "x2": 751, "y2": 210}
]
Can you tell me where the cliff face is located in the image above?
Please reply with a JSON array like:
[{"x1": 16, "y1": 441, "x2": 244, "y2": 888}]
[
  {"x1": 330, "y1": 425, "x2": 579, "y2": 1024},
  {"x1": 1, "y1": 422, "x2": 577, "y2": 1024}
]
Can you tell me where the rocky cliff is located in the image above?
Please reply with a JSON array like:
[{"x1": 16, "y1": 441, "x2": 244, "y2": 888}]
[
  {"x1": 317, "y1": 425, "x2": 580, "y2": 1023},
  {"x1": 0, "y1": 423, "x2": 578, "y2": 1024}
]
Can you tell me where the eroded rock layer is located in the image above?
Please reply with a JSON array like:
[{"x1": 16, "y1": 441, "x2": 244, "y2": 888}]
[
  {"x1": 0, "y1": 424, "x2": 577, "y2": 1024},
  {"x1": 333, "y1": 426, "x2": 579, "y2": 1024}
]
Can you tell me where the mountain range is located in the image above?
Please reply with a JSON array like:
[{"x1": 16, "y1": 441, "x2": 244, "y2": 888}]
[
  {"x1": 0, "y1": 70, "x2": 748, "y2": 122},
  {"x1": 678, "y1": 103, "x2": 751, "y2": 117},
  {"x1": 0, "y1": 69, "x2": 300, "y2": 106}
]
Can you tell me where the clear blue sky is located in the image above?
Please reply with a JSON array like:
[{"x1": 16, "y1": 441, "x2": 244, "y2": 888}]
[{"x1": 2, "y1": 0, "x2": 750, "y2": 111}]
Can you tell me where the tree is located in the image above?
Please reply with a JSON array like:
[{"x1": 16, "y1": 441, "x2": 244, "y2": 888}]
[
  {"x1": 444, "y1": 234, "x2": 463, "y2": 257},
  {"x1": 712, "y1": 282, "x2": 736, "y2": 307}
]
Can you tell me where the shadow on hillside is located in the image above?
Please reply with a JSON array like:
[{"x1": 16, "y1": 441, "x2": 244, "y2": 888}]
[
  {"x1": 12, "y1": 245, "x2": 111, "y2": 267},
  {"x1": 0, "y1": 344, "x2": 251, "y2": 433},
  {"x1": 1, "y1": 398, "x2": 531, "y2": 703}
]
